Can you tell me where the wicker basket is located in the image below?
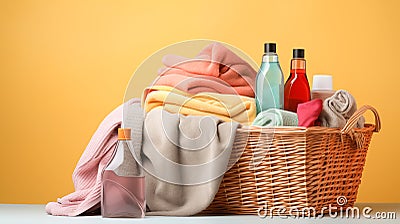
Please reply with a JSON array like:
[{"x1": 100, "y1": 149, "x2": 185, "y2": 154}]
[{"x1": 203, "y1": 105, "x2": 381, "y2": 215}]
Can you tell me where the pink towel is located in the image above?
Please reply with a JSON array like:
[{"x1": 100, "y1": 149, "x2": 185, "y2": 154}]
[
  {"x1": 143, "y1": 42, "x2": 256, "y2": 100},
  {"x1": 297, "y1": 99, "x2": 323, "y2": 127},
  {"x1": 45, "y1": 98, "x2": 141, "y2": 216}
]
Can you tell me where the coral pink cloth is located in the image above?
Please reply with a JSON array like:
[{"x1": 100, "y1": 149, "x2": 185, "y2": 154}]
[
  {"x1": 297, "y1": 99, "x2": 323, "y2": 127},
  {"x1": 45, "y1": 99, "x2": 140, "y2": 216},
  {"x1": 143, "y1": 42, "x2": 257, "y2": 100}
]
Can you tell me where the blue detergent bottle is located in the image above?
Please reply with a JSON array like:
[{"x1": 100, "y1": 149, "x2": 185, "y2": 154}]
[{"x1": 255, "y1": 43, "x2": 284, "y2": 113}]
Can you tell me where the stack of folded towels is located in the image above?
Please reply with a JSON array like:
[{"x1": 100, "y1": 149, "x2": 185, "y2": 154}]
[{"x1": 142, "y1": 42, "x2": 257, "y2": 125}]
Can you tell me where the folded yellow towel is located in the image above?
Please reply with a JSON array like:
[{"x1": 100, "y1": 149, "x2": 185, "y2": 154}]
[{"x1": 142, "y1": 86, "x2": 256, "y2": 125}]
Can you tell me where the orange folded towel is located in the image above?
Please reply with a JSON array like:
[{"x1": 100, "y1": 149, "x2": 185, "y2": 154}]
[{"x1": 143, "y1": 42, "x2": 256, "y2": 101}]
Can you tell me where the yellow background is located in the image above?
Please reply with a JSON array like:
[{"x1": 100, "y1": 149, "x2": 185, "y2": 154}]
[{"x1": 0, "y1": 0, "x2": 399, "y2": 204}]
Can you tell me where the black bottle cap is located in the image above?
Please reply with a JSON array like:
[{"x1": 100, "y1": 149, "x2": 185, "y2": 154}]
[
  {"x1": 264, "y1": 43, "x2": 276, "y2": 53},
  {"x1": 293, "y1": 49, "x2": 305, "y2": 58}
]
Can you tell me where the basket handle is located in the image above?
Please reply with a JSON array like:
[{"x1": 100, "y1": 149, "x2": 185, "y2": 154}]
[{"x1": 340, "y1": 105, "x2": 381, "y2": 134}]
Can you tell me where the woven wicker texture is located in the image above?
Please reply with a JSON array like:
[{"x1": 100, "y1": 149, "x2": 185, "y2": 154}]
[{"x1": 203, "y1": 105, "x2": 380, "y2": 215}]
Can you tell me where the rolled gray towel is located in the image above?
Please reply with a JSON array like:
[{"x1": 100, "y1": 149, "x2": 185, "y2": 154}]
[{"x1": 319, "y1": 89, "x2": 365, "y2": 128}]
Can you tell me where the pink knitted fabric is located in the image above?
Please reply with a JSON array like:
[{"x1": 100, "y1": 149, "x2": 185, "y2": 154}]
[{"x1": 45, "y1": 99, "x2": 140, "y2": 216}]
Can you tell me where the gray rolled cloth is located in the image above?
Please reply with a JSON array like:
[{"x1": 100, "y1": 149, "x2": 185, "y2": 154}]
[
  {"x1": 252, "y1": 108, "x2": 298, "y2": 127},
  {"x1": 319, "y1": 89, "x2": 365, "y2": 128}
]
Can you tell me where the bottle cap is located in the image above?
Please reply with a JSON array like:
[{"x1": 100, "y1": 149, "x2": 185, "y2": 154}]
[
  {"x1": 264, "y1": 43, "x2": 276, "y2": 53},
  {"x1": 118, "y1": 128, "x2": 131, "y2": 140},
  {"x1": 293, "y1": 49, "x2": 305, "y2": 58},
  {"x1": 312, "y1": 75, "x2": 333, "y2": 91}
]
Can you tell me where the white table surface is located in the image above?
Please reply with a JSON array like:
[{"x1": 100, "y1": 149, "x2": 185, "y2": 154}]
[{"x1": 0, "y1": 204, "x2": 398, "y2": 224}]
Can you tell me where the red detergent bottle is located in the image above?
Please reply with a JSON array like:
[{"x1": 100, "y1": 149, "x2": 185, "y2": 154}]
[{"x1": 284, "y1": 49, "x2": 311, "y2": 112}]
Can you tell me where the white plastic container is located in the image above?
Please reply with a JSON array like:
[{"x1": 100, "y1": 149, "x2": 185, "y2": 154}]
[{"x1": 311, "y1": 74, "x2": 335, "y2": 101}]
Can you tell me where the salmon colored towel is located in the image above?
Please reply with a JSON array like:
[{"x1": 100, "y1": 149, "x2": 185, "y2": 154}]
[
  {"x1": 143, "y1": 42, "x2": 257, "y2": 100},
  {"x1": 45, "y1": 98, "x2": 143, "y2": 216},
  {"x1": 143, "y1": 86, "x2": 256, "y2": 125}
]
